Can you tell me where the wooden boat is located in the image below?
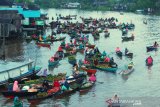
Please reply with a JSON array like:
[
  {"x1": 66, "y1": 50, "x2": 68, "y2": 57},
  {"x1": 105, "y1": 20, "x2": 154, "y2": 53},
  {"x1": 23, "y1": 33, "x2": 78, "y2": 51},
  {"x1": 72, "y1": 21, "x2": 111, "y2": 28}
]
[
  {"x1": 48, "y1": 60, "x2": 59, "y2": 67},
  {"x1": 82, "y1": 29, "x2": 90, "y2": 34},
  {"x1": 116, "y1": 51, "x2": 123, "y2": 57},
  {"x1": 125, "y1": 53, "x2": 133, "y2": 58},
  {"x1": 120, "y1": 63, "x2": 134, "y2": 75},
  {"x1": 121, "y1": 67, "x2": 134, "y2": 75},
  {"x1": 79, "y1": 82, "x2": 94, "y2": 92},
  {"x1": 0, "y1": 61, "x2": 41, "y2": 86},
  {"x1": 146, "y1": 46, "x2": 158, "y2": 52},
  {"x1": 1, "y1": 91, "x2": 38, "y2": 98},
  {"x1": 95, "y1": 64, "x2": 118, "y2": 73},
  {"x1": 104, "y1": 32, "x2": 110, "y2": 37},
  {"x1": 51, "y1": 37, "x2": 66, "y2": 42},
  {"x1": 81, "y1": 66, "x2": 97, "y2": 74},
  {"x1": 86, "y1": 44, "x2": 95, "y2": 49},
  {"x1": 36, "y1": 42, "x2": 51, "y2": 49},
  {"x1": 122, "y1": 36, "x2": 134, "y2": 41}
]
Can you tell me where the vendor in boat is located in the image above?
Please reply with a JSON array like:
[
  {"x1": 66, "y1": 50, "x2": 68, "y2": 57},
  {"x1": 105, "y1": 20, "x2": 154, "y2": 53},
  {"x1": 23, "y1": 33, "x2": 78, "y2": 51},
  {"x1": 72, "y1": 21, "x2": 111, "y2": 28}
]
[
  {"x1": 42, "y1": 80, "x2": 50, "y2": 91},
  {"x1": 73, "y1": 39, "x2": 77, "y2": 45},
  {"x1": 112, "y1": 94, "x2": 119, "y2": 103},
  {"x1": 125, "y1": 48, "x2": 129, "y2": 55},
  {"x1": 115, "y1": 47, "x2": 121, "y2": 52},
  {"x1": 13, "y1": 96, "x2": 23, "y2": 107},
  {"x1": 71, "y1": 46, "x2": 77, "y2": 54},
  {"x1": 104, "y1": 57, "x2": 110, "y2": 63},
  {"x1": 89, "y1": 74, "x2": 96, "y2": 83},
  {"x1": 61, "y1": 40, "x2": 65, "y2": 47},
  {"x1": 48, "y1": 79, "x2": 61, "y2": 94},
  {"x1": 102, "y1": 51, "x2": 107, "y2": 57},
  {"x1": 128, "y1": 62, "x2": 133, "y2": 69},
  {"x1": 79, "y1": 43, "x2": 84, "y2": 49},
  {"x1": 39, "y1": 35, "x2": 43, "y2": 41},
  {"x1": 94, "y1": 47, "x2": 100, "y2": 54},
  {"x1": 109, "y1": 57, "x2": 116, "y2": 67},
  {"x1": 61, "y1": 80, "x2": 70, "y2": 91},
  {"x1": 153, "y1": 41, "x2": 159, "y2": 47},
  {"x1": 146, "y1": 56, "x2": 153, "y2": 65},
  {"x1": 13, "y1": 81, "x2": 20, "y2": 92},
  {"x1": 65, "y1": 43, "x2": 70, "y2": 49},
  {"x1": 73, "y1": 63, "x2": 79, "y2": 72},
  {"x1": 58, "y1": 46, "x2": 63, "y2": 52},
  {"x1": 50, "y1": 57, "x2": 55, "y2": 62}
]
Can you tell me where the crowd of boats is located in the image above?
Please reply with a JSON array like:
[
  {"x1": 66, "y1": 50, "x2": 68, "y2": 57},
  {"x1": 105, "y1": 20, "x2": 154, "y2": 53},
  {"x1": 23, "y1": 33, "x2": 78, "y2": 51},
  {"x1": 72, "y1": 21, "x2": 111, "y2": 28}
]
[{"x1": 1, "y1": 14, "x2": 158, "y2": 107}]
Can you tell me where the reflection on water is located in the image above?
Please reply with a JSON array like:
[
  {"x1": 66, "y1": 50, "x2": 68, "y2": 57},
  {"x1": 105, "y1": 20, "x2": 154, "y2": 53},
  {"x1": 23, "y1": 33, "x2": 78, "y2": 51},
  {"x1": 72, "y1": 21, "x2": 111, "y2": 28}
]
[{"x1": 1, "y1": 8, "x2": 160, "y2": 107}]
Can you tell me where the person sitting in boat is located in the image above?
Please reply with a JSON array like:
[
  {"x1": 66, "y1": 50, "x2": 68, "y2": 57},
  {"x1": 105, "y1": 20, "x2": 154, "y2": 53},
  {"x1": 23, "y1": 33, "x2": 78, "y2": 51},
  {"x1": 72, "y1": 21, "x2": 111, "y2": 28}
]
[
  {"x1": 115, "y1": 47, "x2": 121, "y2": 52},
  {"x1": 50, "y1": 57, "x2": 55, "y2": 62},
  {"x1": 58, "y1": 46, "x2": 63, "y2": 52},
  {"x1": 146, "y1": 56, "x2": 153, "y2": 65},
  {"x1": 128, "y1": 62, "x2": 133, "y2": 69},
  {"x1": 125, "y1": 48, "x2": 129, "y2": 55},
  {"x1": 73, "y1": 63, "x2": 79, "y2": 72},
  {"x1": 61, "y1": 40, "x2": 65, "y2": 47},
  {"x1": 153, "y1": 41, "x2": 159, "y2": 47},
  {"x1": 61, "y1": 80, "x2": 71, "y2": 91},
  {"x1": 89, "y1": 74, "x2": 96, "y2": 83},
  {"x1": 73, "y1": 39, "x2": 77, "y2": 45},
  {"x1": 79, "y1": 43, "x2": 84, "y2": 49},
  {"x1": 83, "y1": 59, "x2": 90, "y2": 65},
  {"x1": 39, "y1": 35, "x2": 43, "y2": 41},
  {"x1": 109, "y1": 57, "x2": 117, "y2": 67},
  {"x1": 102, "y1": 51, "x2": 107, "y2": 57},
  {"x1": 71, "y1": 46, "x2": 77, "y2": 54},
  {"x1": 53, "y1": 80, "x2": 60, "y2": 88},
  {"x1": 14, "y1": 96, "x2": 23, "y2": 107},
  {"x1": 104, "y1": 57, "x2": 110, "y2": 63},
  {"x1": 13, "y1": 81, "x2": 20, "y2": 92},
  {"x1": 42, "y1": 80, "x2": 50, "y2": 91},
  {"x1": 65, "y1": 43, "x2": 70, "y2": 49},
  {"x1": 94, "y1": 47, "x2": 100, "y2": 54},
  {"x1": 131, "y1": 33, "x2": 134, "y2": 39},
  {"x1": 112, "y1": 94, "x2": 119, "y2": 103}
]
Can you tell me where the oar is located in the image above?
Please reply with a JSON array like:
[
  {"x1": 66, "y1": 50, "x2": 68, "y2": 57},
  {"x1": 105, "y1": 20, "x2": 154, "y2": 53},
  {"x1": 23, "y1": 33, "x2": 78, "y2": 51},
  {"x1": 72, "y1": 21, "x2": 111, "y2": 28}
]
[{"x1": 97, "y1": 81, "x2": 104, "y2": 84}]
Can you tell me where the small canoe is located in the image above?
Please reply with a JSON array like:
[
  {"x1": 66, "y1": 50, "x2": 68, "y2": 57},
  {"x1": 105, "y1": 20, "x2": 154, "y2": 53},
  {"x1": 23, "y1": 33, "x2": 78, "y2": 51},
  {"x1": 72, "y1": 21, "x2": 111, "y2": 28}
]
[
  {"x1": 48, "y1": 60, "x2": 59, "y2": 67},
  {"x1": 86, "y1": 44, "x2": 95, "y2": 49},
  {"x1": 96, "y1": 67, "x2": 118, "y2": 73},
  {"x1": 28, "y1": 92, "x2": 54, "y2": 101},
  {"x1": 104, "y1": 32, "x2": 110, "y2": 37},
  {"x1": 79, "y1": 82, "x2": 94, "y2": 92},
  {"x1": 121, "y1": 67, "x2": 134, "y2": 75},
  {"x1": 1, "y1": 91, "x2": 38, "y2": 99},
  {"x1": 122, "y1": 36, "x2": 134, "y2": 41},
  {"x1": 95, "y1": 63, "x2": 118, "y2": 73},
  {"x1": 116, "y1": 51, "x2": 123, "y2": 57},
  {"x1": 81, "y1": 66, "x2": 97, "y2": 74},
  {"x1": 36, "y1": 42, "x2": 51, "y2": 48},
  {"x1": 146, "y1": 46, "x2": 158, "y2": 52}
]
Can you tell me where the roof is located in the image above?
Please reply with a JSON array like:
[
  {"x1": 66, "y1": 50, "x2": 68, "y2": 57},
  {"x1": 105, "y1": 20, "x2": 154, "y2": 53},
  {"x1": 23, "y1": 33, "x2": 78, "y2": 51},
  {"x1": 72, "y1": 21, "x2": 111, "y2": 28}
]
[
  {"x1": 0, "y1": 7, "x2": 41, "y2": 18},
  {"x1": 23, "y1": 10, "x2": 40, "y2": 18}
]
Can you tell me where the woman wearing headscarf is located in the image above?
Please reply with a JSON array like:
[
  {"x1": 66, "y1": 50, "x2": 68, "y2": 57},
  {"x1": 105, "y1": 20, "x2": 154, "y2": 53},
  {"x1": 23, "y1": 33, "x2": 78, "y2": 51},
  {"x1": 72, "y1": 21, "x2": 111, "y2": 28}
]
[
  {"x1": 89, "y1": 74, "x2": 96, "y2": 83},
  {"x1": 13, "y1": 81, "x2": 20, "y2": 92},
  {"x1": 13, "y1": 96, "x2": 23, "y2": 107}
]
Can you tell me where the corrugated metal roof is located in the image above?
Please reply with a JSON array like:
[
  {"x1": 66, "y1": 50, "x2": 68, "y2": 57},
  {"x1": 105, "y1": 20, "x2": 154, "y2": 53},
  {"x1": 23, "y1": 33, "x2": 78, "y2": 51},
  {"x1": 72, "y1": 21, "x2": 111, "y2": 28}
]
[{"x1": 0, "y1": 7, "x2": 41, "y2": 18}]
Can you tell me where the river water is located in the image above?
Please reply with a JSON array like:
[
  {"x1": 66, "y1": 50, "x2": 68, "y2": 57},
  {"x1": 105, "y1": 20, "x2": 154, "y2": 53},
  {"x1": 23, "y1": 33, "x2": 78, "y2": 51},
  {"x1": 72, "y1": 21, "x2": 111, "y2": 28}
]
[{"x1": 1, "y1": 9, "x2": 160, "y2": 107}]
